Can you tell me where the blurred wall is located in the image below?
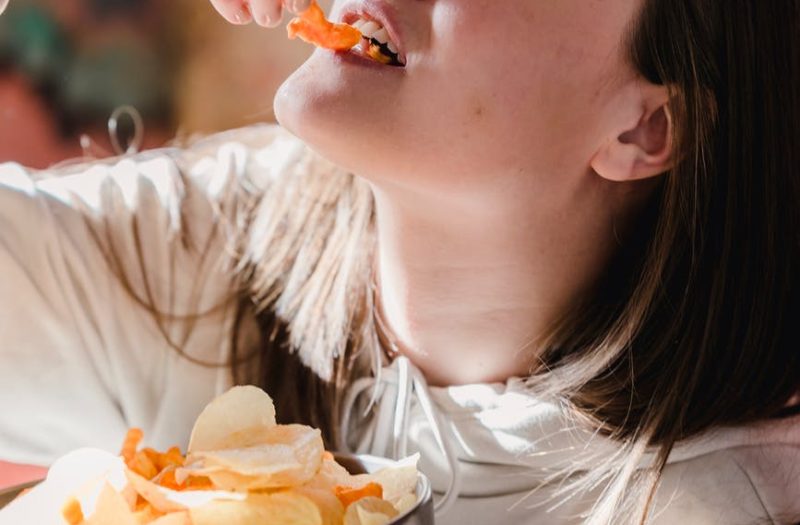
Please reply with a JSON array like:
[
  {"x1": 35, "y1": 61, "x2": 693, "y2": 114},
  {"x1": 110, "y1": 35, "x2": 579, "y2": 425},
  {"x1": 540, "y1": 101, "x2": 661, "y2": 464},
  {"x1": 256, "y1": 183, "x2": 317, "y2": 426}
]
[{"x1": 0, "y1": 0, "x2": 329, "y2": 167}]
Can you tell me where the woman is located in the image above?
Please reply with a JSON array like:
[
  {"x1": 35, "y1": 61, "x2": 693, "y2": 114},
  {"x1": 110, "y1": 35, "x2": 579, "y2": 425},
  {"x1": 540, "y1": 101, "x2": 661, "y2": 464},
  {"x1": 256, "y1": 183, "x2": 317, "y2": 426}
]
[{"x1": 1, "y1": 0, "x2": 798, "y2": 523}]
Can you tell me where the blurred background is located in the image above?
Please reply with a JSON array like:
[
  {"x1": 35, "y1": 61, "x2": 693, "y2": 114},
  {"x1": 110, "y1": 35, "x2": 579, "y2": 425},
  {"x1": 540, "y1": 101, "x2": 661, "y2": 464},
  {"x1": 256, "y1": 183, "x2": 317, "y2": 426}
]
[{"x1": 0, "y1": 0, "x2": 324, "y2": 168}]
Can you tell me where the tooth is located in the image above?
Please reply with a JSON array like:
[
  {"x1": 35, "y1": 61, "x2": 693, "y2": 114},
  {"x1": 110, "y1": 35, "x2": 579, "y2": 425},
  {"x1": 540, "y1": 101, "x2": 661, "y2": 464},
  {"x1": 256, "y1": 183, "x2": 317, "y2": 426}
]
[
  {"x1": 387, "y1": 41, "x2": 398, "y2": 54},
  {"x1": 352, "y1": 19, "x2": 366, "y2": 30},
  {"x1": 372, "y1": 28, "x2": 389, "y2": 44},
  {"x1": 360, "y1": 21, "x2": 381, "y2": 37}
]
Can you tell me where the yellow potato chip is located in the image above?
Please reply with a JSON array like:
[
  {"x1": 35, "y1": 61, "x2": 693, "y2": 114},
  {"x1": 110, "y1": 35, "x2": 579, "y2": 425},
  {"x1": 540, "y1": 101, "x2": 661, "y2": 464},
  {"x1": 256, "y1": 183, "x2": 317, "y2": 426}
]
[
  {"x1": 131, "y1": 501, "x2": 163, "y2": 524},
  {"x1": 188, "y1": 386, "x2": 277, "y2": 453},
  {"x1": 202, "y1": 470, "x2": 276, "y2": 492},
  {"x1": 343, "y1": 497, "x2": 399, "y2": 525},
  {"x1": 294, "y1": 485, "x2": 345, "y2": 525},
  {"x1": 189, "y1": 492, "x2": 322, "y2": 525},
  {"x1": 312, "y1": 456, "x2": 356, "y2": 487},
  {"x1": 393, "y1": 492, "x2": 418, "y2": 516},
  {"x1": 84, "y1": 482, "x2": 138, "y2": 525},
  {"x1": 148, "y1": 512, "x2": 192, "y2": 525},
  {"x1": 185, "y1": 425, "x2": 324, "y2": 489},
  {"x1": 348, "y1": 458, "x2": 419, "y2": 505}
]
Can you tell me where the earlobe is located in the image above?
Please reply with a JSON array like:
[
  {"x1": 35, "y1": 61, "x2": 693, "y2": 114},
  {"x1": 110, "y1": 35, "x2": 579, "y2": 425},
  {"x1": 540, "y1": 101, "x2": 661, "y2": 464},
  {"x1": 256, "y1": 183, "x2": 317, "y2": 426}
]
[{"x1": 591, "y1": 99, "x2": 675, "y2": 183}]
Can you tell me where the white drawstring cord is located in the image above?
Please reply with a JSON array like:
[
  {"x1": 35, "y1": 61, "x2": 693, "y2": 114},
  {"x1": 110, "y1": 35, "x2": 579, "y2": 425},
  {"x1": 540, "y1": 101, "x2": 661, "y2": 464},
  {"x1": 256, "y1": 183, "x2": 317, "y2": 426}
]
[
  {"x1": 339, "y1": 356, "x2": 463, "y2": 518},
  {"x1": 409, "y1": 361, "x2": 462, "y2": 516}
]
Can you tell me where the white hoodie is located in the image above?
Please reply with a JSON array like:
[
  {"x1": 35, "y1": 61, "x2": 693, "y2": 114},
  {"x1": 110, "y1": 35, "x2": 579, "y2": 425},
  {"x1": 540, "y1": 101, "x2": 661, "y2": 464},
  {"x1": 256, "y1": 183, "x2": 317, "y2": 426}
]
[{"x1": 0, "y1": 125, "x2": 797, "y2": 524}]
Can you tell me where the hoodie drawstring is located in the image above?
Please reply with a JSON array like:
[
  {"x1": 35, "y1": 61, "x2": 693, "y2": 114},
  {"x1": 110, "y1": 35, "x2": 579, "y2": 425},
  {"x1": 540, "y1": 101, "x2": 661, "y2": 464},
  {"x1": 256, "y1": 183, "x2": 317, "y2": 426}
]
[{"x1": 339, "y1": 355, "x2": 462, "y2": 517}]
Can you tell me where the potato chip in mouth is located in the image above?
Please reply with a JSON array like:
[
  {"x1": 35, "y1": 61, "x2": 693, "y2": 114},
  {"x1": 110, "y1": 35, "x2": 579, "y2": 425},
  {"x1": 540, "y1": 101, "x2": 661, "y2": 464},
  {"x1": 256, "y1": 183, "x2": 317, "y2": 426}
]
[
  {"x1": 287, "y1": 1, "x2": 362, "y2": 51},
  {"x1": 40, "y1": 385, "x2": 420, "y2": 525}
]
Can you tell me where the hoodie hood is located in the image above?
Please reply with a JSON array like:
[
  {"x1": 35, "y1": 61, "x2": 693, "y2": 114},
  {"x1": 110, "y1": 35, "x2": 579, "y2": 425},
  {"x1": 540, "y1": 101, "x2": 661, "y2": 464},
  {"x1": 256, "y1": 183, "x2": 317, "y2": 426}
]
[{"x1": 340, "y1": 356, "x2": 800, "y2": 523}]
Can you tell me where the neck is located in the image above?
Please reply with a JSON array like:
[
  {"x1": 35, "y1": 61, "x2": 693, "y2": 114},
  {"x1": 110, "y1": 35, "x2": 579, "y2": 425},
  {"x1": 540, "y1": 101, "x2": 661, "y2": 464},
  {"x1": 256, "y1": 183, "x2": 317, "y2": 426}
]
[{"x1": 367, "y1": 173, "x2": 630, "y2": 387}]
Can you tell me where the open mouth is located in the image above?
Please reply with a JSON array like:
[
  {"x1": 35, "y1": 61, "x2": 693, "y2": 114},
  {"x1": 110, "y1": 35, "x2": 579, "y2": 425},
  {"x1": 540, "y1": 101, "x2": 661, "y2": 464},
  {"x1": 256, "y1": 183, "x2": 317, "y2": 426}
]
[{"x1": 349, "y1": 16, "x2": 405, "y2": 67}]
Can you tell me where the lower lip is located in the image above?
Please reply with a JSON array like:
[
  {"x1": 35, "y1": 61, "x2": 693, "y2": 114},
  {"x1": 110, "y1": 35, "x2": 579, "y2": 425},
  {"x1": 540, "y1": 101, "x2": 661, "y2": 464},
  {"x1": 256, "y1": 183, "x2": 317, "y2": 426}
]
[{"x1": 333, "y1": 49, "x2": 406, "y2": 73}]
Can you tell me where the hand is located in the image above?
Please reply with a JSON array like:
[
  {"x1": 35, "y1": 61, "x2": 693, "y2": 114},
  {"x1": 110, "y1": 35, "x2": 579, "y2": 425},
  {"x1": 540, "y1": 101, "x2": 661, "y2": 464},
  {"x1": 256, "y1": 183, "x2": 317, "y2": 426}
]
[{"x1": 209, "y1": 0, "x2": 312, "y2": 28}]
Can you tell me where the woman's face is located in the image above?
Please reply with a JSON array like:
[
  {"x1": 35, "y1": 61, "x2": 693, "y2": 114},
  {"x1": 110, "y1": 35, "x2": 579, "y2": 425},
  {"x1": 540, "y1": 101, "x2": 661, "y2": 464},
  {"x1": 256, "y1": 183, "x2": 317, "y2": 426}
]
[{"x1": 275, "y1": 0, "x2": 644, "y2": 196}]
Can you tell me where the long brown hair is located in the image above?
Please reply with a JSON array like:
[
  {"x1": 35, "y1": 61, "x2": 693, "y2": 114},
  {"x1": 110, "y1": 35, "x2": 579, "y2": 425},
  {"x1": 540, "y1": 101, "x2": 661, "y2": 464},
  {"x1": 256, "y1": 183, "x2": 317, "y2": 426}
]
[{"x1": 526, "y1": 0, "x2": 800, "y2": 521}]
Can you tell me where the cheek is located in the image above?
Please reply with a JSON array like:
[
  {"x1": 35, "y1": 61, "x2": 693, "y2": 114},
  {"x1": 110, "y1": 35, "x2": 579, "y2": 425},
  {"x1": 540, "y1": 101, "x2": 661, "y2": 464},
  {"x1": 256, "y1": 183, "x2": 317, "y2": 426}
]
[
  {"x1": 418, "y1": 5, "x2": 568, "y2": 170},
  {"x1": 421, "y1": 1, "x2": 630, "y2": 173}
]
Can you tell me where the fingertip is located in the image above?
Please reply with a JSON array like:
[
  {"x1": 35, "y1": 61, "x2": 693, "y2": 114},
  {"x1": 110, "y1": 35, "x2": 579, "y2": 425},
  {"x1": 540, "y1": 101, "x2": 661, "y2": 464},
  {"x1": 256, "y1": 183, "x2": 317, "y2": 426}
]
[
  {"x1": 251, "y1": 2, "x2": 282, "y2": 27},
  {"x1": 210, "y1": 0, "x2": 253, "y2": 25},
  {"x1": 232, "y1": 4, "x2": 253, "y2": 24},
  {"x1": 286, "y1": 0, "x2": 311, "y2": 14}
]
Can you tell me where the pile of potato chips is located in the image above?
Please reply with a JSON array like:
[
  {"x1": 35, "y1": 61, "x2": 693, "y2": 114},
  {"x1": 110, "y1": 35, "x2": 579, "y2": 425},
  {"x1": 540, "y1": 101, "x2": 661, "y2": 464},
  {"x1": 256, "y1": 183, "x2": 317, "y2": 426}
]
[{"x1": 61, "y1": 386, "x2": 419, "y2": 525}]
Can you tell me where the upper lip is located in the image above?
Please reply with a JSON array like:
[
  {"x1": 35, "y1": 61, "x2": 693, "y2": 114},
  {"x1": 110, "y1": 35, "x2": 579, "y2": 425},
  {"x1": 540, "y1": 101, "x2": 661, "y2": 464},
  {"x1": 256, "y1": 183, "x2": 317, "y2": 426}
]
[{"x1": 339, "y1": 0, "x2": 406, "y2": 63}]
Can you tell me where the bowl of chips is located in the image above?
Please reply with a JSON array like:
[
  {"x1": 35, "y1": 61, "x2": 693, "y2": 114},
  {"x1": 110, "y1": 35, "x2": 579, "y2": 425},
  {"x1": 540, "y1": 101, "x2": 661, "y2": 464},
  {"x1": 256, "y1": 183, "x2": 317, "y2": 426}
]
[{"x1": 0, "y1": 386, "x2": 435, "y2": 525}]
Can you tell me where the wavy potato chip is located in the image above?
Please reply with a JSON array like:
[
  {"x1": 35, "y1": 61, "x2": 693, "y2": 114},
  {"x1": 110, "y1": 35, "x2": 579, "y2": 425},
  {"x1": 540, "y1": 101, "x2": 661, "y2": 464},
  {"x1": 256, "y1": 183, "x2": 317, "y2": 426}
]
[
  {"x1": 189, "y1": 492, "x2": 322, "y2": 525},
  {"x1": 132, "y1": 502, "x2": 164, "y2": 524},
  {"x1": 84, "y1": 482, "x2": 138, "y2": 525},
  {"x1": 347, "y1": 456, "x2": 419, "y2": 506},
  {"x1": 148, "y1": 513, "x2": 192, "y2": 525},
  {"x1": 188, "y1": 386, "x2": 277, "y2": 453},
  {"x1": 342, "y1": 497, "x2": 398, "y2": 525},
  {"x1": 184, "y1": 424, "x2": 324, "y2": 490},
  {"x1": 294, "y1": 485, "x2": 345, "y2": 525}
]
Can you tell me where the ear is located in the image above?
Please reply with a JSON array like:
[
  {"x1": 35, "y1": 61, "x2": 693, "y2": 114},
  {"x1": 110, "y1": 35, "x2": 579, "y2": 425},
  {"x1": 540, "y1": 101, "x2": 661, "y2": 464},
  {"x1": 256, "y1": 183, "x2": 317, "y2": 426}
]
[{"x1": 591, "y1": 86, "x2": 674, "y2": 182}]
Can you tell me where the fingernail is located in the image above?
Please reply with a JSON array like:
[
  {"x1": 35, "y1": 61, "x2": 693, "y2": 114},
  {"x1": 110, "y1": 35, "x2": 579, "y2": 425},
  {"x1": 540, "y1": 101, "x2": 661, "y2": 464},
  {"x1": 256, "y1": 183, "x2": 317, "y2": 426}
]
[
  {"x1": 233, "y1": 4, "x2": 252, "y2": 24},
  {"x1": 258, "y1": 12, "x2": 272, "y2": 26},
  {"x1": 264, "y1": 12, "x2": 283, "y2": 28},
  {"x1": 287, "y1": 0, "x2": 309, "y2": 13}
]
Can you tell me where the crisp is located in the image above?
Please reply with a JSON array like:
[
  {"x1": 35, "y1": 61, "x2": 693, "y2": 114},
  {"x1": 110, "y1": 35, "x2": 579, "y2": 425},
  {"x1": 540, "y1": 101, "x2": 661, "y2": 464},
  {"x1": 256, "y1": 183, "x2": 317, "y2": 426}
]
[
  {"x1": 43, "y1": 385, "x2": 419, "y2": 525},
  {"x1": 287, "y1": 0, "x2": 361, "y2": 51}
]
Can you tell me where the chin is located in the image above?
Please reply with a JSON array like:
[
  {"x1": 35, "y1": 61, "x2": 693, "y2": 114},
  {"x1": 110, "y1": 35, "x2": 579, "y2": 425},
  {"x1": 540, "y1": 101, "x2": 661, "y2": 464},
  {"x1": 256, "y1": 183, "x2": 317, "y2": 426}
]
[{"x1": 273, "y1": 50, "x2": 419, "y2": 183}]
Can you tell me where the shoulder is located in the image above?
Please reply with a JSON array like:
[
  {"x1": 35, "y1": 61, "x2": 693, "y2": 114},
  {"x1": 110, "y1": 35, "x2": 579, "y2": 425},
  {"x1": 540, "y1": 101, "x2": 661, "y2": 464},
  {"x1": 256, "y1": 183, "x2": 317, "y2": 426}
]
[{"x1": 654, "y1": 443, "x2": 800, "y2": 524}]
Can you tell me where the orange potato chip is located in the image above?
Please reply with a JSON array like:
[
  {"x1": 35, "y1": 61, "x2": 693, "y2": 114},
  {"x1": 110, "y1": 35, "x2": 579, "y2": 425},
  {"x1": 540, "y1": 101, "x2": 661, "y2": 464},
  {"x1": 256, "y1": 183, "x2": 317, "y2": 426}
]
[
  {"x1": 287, "y1": 0, "x2": 361, "y2": 51},
  {"x1": 334, "y1": 482, "x2": 383, "y2": 508},
  {"x1": 155, "y1": 467, "x2": 214, "y2": 492},
  {"x1": 125, "y1": 469, "x2": 187, "y2": 513},
  {"x1": 188, "y1": 386, "x2": 277, "y2": 454},
  {"x1": 143, "y1": 447, "x2": 184, "y2": 472},
  {"x1": 342, "y1": 497, "x2": 399, "y2": 525},
  {"x1": 125, "y1": 467, "x2": 249, "y2": 514},
  {"x1": 129, "y1": 450, "x2": 159, "y2": 480},
  {"x1": 121, "y1": 428, "x2": 144, "y2": 466},
  {"x1": 61, "y1": 496, "x2": 84, "y2": 525}
]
